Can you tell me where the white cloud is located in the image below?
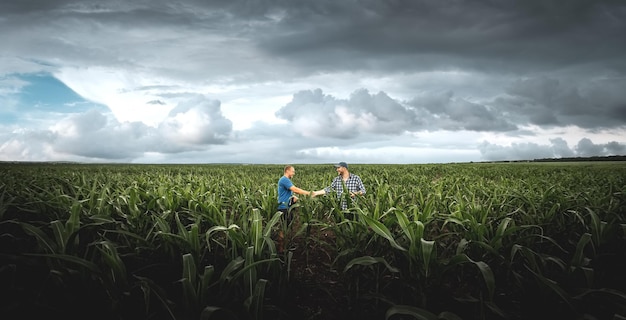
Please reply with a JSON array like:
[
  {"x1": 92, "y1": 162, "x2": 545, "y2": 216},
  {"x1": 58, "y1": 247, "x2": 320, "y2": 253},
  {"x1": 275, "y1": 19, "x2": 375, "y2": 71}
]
[
  {"x1": 55, "y1": 67, "x2": 176, "y2": 126},
  {"x1": 159, "y1": 95, "x2": 232, "y2": 145}
]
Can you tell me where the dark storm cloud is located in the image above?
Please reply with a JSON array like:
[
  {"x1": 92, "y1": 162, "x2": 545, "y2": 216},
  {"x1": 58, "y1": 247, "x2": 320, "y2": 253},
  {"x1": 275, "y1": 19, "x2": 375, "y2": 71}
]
[
  {"x1": 496, "y1": 76, "x2": 626, "y2": 129},
  {"x1": 2, "y1": 0, "x2": 625, "y2": 163},
  {"x1": 407, "y1": 91, "x2": 516, "y2": 132},
  {"x1": 575, "y1": 137, "x2": 626, "y2": 157},
  {"x1": 0, "y1": 0, "x2": 74, "y2": 13},
  {"x1": 255, "y1": 0, "x2": 626, "y2": 74},
  {"x1": 0, "y1": 0, "x2": 258, "y2": 82},
  {"x1": 8, "y1": 0, "x2": 620, "y2": 74},
  {"x1": 606, "y1": 141, "x2": 626, "y2": 154},
  {"x1": 257, "y1": 0, "x2": 626, "y2": 136},
  {"x1": 3, "y1": 0, "x2": 625, "y2": 75}
]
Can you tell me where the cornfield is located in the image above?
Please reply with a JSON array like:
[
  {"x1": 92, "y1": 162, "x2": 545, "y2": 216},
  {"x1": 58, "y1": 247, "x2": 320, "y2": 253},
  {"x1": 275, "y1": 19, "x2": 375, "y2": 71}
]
[{"x1": 1, "y1": 162, "x2": 625, "y2": 320}]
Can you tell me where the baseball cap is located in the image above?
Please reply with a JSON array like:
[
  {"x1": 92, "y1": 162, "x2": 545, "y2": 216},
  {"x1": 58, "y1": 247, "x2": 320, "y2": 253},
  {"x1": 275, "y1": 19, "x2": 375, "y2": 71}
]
[{"x1": 334, "y1": 162, "x2": 348, "y2": 169}]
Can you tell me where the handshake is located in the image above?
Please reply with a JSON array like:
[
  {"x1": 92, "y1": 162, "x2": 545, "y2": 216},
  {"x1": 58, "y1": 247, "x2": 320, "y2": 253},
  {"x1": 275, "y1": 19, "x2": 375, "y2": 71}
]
[
  {"x1": 282, "y1": 163, "x2": 366, "y2": 206},
  {"x1": 301, "y1": 189, "x2": 363, "y2": 198}
]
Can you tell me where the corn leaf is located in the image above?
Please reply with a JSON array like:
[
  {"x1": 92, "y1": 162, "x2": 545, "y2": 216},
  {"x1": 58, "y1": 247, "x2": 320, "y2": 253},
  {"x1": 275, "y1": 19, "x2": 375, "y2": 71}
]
[{"x1": 361, "y1": 213, "x2": 406, "y2": 251}]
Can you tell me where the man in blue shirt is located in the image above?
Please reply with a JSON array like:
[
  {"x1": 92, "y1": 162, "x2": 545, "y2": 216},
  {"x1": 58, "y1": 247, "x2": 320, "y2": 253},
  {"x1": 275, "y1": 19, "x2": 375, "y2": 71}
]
[
  {"x1": 277, "y1": 165, "x2": 313, "y2": 252},
  {"x1": 313, "y1": 162, "x2": 366, "y2": 211}
]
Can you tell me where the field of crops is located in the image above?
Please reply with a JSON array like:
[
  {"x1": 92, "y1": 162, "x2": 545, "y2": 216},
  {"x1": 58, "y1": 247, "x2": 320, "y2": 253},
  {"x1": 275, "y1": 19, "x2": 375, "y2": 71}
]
[{"x1": 1, "y1": 162, "x2": 625, "y2": 320}]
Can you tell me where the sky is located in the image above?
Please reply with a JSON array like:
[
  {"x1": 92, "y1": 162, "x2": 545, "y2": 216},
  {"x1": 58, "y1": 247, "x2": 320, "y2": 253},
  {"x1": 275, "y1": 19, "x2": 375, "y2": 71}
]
[{"x1": 1, "y1": 0, "x2": 625, "y2": 164}]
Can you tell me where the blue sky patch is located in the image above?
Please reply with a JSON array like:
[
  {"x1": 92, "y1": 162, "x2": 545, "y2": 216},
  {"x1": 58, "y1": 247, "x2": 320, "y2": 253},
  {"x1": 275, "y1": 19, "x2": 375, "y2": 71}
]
[
  {"x1": 0, "y1": 73, "x2": 108, "y2": 125},
  {"x1": 19, "y1": 73, "x2": 106, "y2": 113}
]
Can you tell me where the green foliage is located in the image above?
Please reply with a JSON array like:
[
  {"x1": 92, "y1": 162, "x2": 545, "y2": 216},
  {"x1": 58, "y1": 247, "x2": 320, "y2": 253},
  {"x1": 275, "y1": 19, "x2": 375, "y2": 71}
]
[{"x1": 0, "y1": 162, "x2": 625, "y2": 319}]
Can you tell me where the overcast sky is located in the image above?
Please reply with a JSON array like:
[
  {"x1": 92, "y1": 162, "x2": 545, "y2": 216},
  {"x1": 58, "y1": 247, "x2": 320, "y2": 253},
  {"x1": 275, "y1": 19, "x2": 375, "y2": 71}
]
[{"x1": 1, "y1": 0, "x2": 625, "y2": 164}]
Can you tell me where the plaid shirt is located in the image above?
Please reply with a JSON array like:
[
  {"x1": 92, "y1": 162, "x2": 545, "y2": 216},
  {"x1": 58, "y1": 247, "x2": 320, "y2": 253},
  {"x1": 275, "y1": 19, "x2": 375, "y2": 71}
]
[{"x1": 324, "y1": 173, "x2": 366, "y2": 210}]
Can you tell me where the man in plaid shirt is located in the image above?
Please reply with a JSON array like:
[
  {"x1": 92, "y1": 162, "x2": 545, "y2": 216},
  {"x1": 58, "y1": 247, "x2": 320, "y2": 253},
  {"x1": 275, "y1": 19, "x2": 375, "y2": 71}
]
[{"x1": 313, "y1": 162, "x2": 366, "y2": 210}]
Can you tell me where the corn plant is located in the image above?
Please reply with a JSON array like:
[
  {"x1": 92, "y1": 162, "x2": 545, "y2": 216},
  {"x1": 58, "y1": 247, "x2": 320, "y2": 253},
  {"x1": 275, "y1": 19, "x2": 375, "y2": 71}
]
[{"x1": 1, "y1": 162, "x2": 625, "y2": 320}]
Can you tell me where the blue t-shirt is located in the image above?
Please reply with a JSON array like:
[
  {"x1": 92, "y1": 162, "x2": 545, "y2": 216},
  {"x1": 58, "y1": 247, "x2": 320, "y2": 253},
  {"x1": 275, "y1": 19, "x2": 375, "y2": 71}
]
[{"x1": 277, "y1": 176, "x2": 294, "y2": 209}]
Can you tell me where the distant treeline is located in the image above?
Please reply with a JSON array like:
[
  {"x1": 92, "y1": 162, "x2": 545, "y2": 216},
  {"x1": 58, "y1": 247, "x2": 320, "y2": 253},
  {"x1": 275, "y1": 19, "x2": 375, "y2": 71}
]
[{"x1": 493, "y1": 155, "x2": 626, "y2": 163}]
